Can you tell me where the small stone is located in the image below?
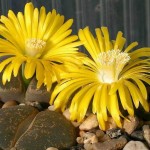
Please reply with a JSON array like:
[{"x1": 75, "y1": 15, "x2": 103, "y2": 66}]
[
  {"x1": 143, "y1": 125, "x2": 150, "y2": 146},
  {"x1": 123, "y1": 141, "x2": 149, "y2": 150},
  {"x1": 106, "y1": 128, "x2": 122, "y2": 138},
  {"x1": 19, "y1": 103, "x2": 26, "y2": 106},
  {"x1": 46, "y1": 147, "x2": 58, "y2": 150},
  {"x1": 26, "y1": 101, "x2": 43, "y2": 110},
  {"x1": 123, "y1": 116, "x2": 139, "y2": 134},
  {"x1": 70, "y1": 144, "x2": 84, "y2": 150},
  {"x1": 63, "y1": 109, "x2": 81, "y2": 127},
  {"x1": 79, "y1": 114, "x2": 99, "y2": 131},
  {"x1": 76, "y1": 137, "x2": 84, "y2": 144},
  {"x1": 84, "y1": 135, "x2": 98, "y2": 144},
  {"x1": 95, "y1": 130, "x2": 105, "y2": 141},
  {"x1": 71, "y1": 121, "x2": 81, "y2": 127},
  {"x1": 63, "y1": 108, "x2": 70, "y2": 119},
  {"x1": 83, "y1": 132, "x2": 98, "y2": 144},
  {"x1": 99, "y1": 134, "x2": 111, "y2": 142},
  {"x1": 130, "y1": 130, "x2": 144, "y2": 141},
  {"x1": 84, "y1": 143, "x2": 93, "y2": 150},
  {"x1": 95, "y1": 130, "x2": 105, "y2": 139},
  {"x1": 48, "y1": 105, "x2": 55, "y2": 111},
  {"x1": 15, "y1": 110, "x2": 77, "y2": 150},
  {"x1": 105, "y1": 117, "x2": 117, "y2": 130},
  {"x1": 25, "y1": 77, "x2": 51, "y2": 103},
  {"x1": 2, "y1": 100, "x2": 18, "y2": 108},
  {"x1": 79, "y1": 130, "x2": 86, "y2": 137},
  {"x1": 10, "y1": 148, "x2": 16, "y2": 150},
  {"x1": 92, "y1": 136, "x2": 127, "y2": 150},
  {"x1": 89, "y1": 128, "x2": 98, "y2": 133}
]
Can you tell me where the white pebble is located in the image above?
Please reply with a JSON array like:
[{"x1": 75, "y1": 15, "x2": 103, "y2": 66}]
[
  {"x1": 143, "y1": 125, "x2": 150, "y2": 146},
  {"x1": 123, "y1": 141, "x2": 149, "y2": 150},
  {"x1": 48, "y1": 105, "x2": 55, "y2": 111},
  {"x1": 46, "y1": 147, "x2": 58, "y2": 150}
]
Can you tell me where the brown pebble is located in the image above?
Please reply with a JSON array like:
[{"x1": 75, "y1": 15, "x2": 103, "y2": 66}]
[
  {"x1": 96, "y1": 130, "x2": 105, "y2": 139},
  {"x1": 10, "y1": 148, "x2": 16, "y2": 150},
  {"x1": 93, "y1": 136, "x2": 127, "y2": 150},
  {"x1": 105, "y1": 117, "x2": 118, "y2": 130},
  {"x1": 79, "y1": 130, "x2": 86, "y2": 137},
  {"x1": 123, "y1": 116, "x2": 139, "y2": 134},
  {"x1": 2, "y1": 100, "x2": 18, "y2": 108},
  {"x1": 76, "y1": 137, "x2": 84, "y2": 144},
  {"x1": 46, "y1": 147, "x2": 58, "y2": 150},
  {"x1": 99, "y1": 134, "x2": 111, "y2": 142},
  {"x1": 79, "y1": 114, "x2": 99, "y2": 131},
  {"x1": 84, "y1": 143, "x2": 93, "y2": 150}
]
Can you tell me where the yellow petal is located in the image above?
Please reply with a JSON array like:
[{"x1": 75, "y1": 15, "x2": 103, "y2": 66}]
[
  {"x1": 70, "y1": 84, "x2": 93, "y2": 121},
  {"x1": 92, "y1": 85, "x2": 102, "y2": 113},
  {"x1": 49, "y1": 18, "x2": 73, "y2": 41},
  {"x1": 12, "y1": 57, "x2": 26, "y2": 77},
  {"x1": 125, "y1": 80, "x2": 149, "y2": 112},
  {"x1": 32, "y1": 8, "x2": 39, "y2": 38},
  {"x1": 95, "y1": 28, "x2": 105, "y2": 52},
  {"x1": 36, "y1": 61, "x2": 45, "y2": 88},
  {"x1": 130, "y1": 48, "x2": 150, "y2": 60},
  {"x1": 113, "y1": 31, "x2": 126, "y2": 50},
  {"x1": 97, "y1": 112, "x2": 106, "y2": 130},
  {"x1": 109, "y1": 81, "x2": 120, "y2": 95},
  {"x1": 125, "y1": 80, "x2": 140, "y2": 108},
  {"x1": 79, "y1": 28, "x2": 98, "y2": 60},
  {"x1": 108, "y1": 93, "x2": 122, "y2": 128},
  {"x1": 0, "y1": 57, "x2": 14, "y2": 72},
  {"x1": 99, "y1": 84, "x2": 108, "y2": 121},
  {"x1": 43, "y1": 14, "x2": 61, "y2": 41},
  {"x1": 77, "y1": 83, "x2": 99, "y2": 122},
  {"x1": 49, "y1": 29, "x2": 72, "y2": 45},
  {"x1": 24, "y1": 2, "x2": 34, "y2": 37},
  {"x1": 131, "y1": 77, "x2": 147, "y2": 100},
  {"x1": 24, "y1": 59, "x2": 36, "y2": 79},
  {"x1": 2, "y1": 63, "x2": 13, "y2": 85},
  {"x1": 101, "y1": 27, "x2": 111, "y2": 51},
  {"x1": 37, "y1": 6, "x2": 46, "y2": 39},
  {"x1": 124, "y1": 42, "x2": 138, "y2": 53},
  {"x1": 118, "y1": 82, "x2": 134, "y2": 115},
  {"x1": 17, "y1": 12, "x2": 28, "y2": 38},
  {"x1": 8, "y1": 10, "x2": 25, "y2": 46},
  {"x1": 44, "y1": 70, "x2": 52, "y2": 91}
]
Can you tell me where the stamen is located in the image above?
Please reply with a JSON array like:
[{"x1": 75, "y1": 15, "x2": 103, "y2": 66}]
[
  {"x1": 97, "y1": 49, "x2": 130, "y2": 83},
  {"x1": 25, "y1": 38, "x2": 46, "y2": 58},
  {"x1": 98, "y1": 49, "x2": 130, "y2": 65}
]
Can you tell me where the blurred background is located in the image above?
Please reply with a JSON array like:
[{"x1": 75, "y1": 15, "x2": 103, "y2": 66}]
[{"x1": 0, "y1": 0, "x2": 150, "y2": 52}]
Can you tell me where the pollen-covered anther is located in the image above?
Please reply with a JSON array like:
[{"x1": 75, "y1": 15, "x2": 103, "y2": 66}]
[
  {"x1": 98, "y1": 49, "x2": 130, "y2": 65},
  {"x1": 25, "y1": 38, "x2": 46, "y2": 58},
  {"x1": 97, "y1": 49, "x2": 130, "y2": 83}
]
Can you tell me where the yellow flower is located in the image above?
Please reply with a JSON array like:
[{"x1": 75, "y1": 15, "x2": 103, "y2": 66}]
[
  {"x1": 0, "y1": 2, "x2": 82, "y2": 90},
  {"x1": 50, "y1": 26, "x2": 150, "y2": 130}
]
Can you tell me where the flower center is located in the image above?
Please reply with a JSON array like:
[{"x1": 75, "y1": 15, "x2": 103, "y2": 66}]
[
  {"x1": 25, "y1": 38, "x2": 46, "y2": 58},
  {"x1": 97, "y1": 49, "x2": 130, "y2": 83}
]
